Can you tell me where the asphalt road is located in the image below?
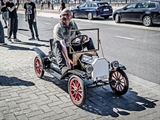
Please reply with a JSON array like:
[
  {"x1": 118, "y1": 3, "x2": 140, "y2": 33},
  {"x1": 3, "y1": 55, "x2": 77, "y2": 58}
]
[{"x1": 17, "y1": 13, "x2": 160, "y2": 85}]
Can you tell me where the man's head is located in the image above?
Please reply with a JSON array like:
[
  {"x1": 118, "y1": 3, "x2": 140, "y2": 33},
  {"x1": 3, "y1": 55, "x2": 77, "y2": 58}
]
[{"x1": 60, "y1": 8, "x2": 72, "y2": 26}]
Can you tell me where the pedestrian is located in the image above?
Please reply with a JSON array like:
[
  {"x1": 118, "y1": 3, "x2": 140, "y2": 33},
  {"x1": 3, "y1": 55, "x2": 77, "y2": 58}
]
[
  {"x1": 52, "y1": 8, "x2": 95, "y2": 75},
  {"x1": 6, "y1": 0, "x2": 20, "y2": 42},
  {"x1": 51, "y1": 0, "x2": 54, "y2": 10},
  {"x1": 1, "y1": 0, "x2": 8, "y2": 28},
  {"x1": 48, "y1": 0, "x2": 50, "y2": 9},
  {"x1": 60, "y1": 0, "x2": 66, "y2": 11},
  {"x1": 40, "y1": 0, "x2": 44, "y2": 10},
  {"x1": 24, "y1": 0, "x2": 40, "y2": 41}
]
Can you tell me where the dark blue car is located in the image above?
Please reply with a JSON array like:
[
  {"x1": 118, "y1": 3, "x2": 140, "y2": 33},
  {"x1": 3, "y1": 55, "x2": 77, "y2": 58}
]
[
  {"x1": 70, "y1": 1, "x2": 113, "y2": 20},
  {"x1": 113, "y1": 0, "x2": 160, "y2": 26}
]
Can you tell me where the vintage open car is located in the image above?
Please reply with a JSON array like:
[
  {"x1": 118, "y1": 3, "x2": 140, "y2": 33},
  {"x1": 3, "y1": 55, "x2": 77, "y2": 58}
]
[{"x1": 34, "y1": 28, "x2": 129, "y2": 107}]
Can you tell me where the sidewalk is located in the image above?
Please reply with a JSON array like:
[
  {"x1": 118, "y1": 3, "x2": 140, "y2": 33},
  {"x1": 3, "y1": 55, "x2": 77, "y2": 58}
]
[{"x1": 0, "y1": 23, "x2": 160, "y2": 120}]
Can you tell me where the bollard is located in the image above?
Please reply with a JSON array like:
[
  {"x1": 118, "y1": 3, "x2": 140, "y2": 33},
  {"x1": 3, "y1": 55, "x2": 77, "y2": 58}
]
[{"x1": 0, "y1": 20, "x2": 5, "y2": 44}]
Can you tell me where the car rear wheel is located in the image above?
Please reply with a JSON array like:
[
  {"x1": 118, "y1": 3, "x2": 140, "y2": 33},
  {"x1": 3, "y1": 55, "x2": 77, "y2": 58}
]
[
  {"x1": 115, "y1": 14, "x2": 121, "y2": 23},
  {"x1": 143, "y1": 15, "x2": 152, "y2": 27},
  {"x1": 88, "y1": 12, "x2": 93, "y2": 20},
  {"x1": 34, "y1": 55, "x2": 44, "y2": 78}
]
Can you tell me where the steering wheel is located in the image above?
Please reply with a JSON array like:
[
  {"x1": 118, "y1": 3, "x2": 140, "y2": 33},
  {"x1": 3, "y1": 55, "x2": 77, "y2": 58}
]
[{"x1": 70, "y1": 35, "x2": 88, "y2": 46}]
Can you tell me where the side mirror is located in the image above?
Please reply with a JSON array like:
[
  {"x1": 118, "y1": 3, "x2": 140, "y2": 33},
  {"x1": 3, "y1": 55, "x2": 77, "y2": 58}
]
[
  {"x1": 123, "y1": 7, "x2": 127, "y2": 10},
  {"x1": 77, "y1": 6, "x2": 79, "y2": 9}
]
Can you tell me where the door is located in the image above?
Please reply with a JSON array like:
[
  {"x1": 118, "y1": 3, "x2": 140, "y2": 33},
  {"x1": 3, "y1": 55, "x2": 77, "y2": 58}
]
[
  {"x1": 121, "y1": 3, "x2": 137, "y2": 21},
  {"x1": 131, "y1": 2, "x2": 147, "y2": 22}
]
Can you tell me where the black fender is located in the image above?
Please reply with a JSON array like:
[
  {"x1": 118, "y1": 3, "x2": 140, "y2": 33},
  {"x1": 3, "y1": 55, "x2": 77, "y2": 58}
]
[
  {"x1": 33, "y1": 47, "x2": 48, "y2": 69},
  {"x1": 61, "y1": 69, "x2": 85, "y2": 80},
  {"x1": 118, "y1": 64, "x2": 126, "y2": 70},
  {"x1": 33, "y1": 47, "x2": 47, "y2": 59}
]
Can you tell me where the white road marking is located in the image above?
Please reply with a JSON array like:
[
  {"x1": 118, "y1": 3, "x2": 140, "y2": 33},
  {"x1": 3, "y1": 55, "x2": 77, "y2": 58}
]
[
  {"x1": 44, "y1": 23, "x2": 51, "y2": 25},
  {"x1": 115, "y1": 35, "x2": 134, "y2": 40}
]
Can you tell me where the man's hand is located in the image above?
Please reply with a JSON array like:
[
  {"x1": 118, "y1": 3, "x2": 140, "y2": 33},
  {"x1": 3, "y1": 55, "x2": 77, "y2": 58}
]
[
  {"x1": 66, "y1": 58, "x2": 73, "y2": 68},
  {"x1": 77, "y1": 34, "x2": 89, "y2": 43},
  {"x1": 83, "y1": 36, "x2": 89, "y2": 43},
  {"x1": 33, "y1": 18, "x2": 36, "y2": 22}
]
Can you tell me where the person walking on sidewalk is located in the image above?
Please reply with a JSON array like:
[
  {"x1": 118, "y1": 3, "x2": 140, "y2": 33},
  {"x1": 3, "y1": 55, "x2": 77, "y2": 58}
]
[
  {"x1": 6, "y1": 0, "x2": 20, "y2": 42},
  {"x1": 1, "y1": 0, "x2": 8, "y2": 28},
  {"x1": 24, "y1": 0, "x2": 40, "y2": 40},
  {"x1": 60, "y1": 0, "x2": 65, "y2": 11},
  {"x1": 47, "y1": 0, "x2": 51, "y2": 9},
  {"x1": 40, "y1": 0, "x2": 44, "y2": 10}
]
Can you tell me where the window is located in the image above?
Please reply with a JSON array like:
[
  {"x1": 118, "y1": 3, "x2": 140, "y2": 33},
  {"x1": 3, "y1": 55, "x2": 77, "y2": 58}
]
[
  {"x1": 148, "y1": 3, "x2": 156, "y2": 8},
  {"x1": 126, "y1": 3, "x2": 137, "y2": 9},
  {"x1": 79, "y1": 3, "x2": 87, "y2": 8},
  {"x1": 93, "y1": 3, "x2": 97, "y2": 7},
  {"x1": 136, "y1": 3, "x2": 144, "y2": 8},
  {"x1": 98, "y1": 3, "x2": 109, "y2": 7}
]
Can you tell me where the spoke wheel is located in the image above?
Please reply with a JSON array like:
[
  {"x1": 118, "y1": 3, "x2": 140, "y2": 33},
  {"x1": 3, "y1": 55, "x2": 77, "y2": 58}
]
[
  {"x1": 143, "y1": 15, "x2": 152, "y2": 27},
  {"x1": 68, "y1": 75, "x2": 86, "y2": 107},
  {"x1": 34, "y1": 55, "x2": 44, "y2": 78},
  {"x1": 109, "y1": 69, "x2": 129, "y2": 95}
]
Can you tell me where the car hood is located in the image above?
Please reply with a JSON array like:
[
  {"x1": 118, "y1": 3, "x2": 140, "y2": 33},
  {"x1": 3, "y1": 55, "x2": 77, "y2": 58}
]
[{"x1": 71, "y1": 8, "x2": 78, "y2": 11}]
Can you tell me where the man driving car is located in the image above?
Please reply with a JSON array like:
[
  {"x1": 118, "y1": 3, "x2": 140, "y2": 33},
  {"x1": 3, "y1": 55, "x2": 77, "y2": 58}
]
[{"x1": 53, "y1": 8, "x2": 95, "y2": 75}]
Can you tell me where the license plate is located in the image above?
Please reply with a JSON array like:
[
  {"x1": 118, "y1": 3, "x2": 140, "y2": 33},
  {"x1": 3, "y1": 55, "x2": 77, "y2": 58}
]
[
  {"x1": 96, "y1": 75, "x2": 108, "y2": 80},
  {"x1": 104, "y1": 9, "x2": 109, "y2": 11}
]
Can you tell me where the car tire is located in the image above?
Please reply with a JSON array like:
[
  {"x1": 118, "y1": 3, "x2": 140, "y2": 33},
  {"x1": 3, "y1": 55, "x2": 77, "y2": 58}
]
[
  {"x1": 109, "y1": 69, "x2": 129, "y2": 95},
  {"x1": 143, "y1": 15, "x2": 152, "y2": 27},
  {"x1": 68, "y1": 75, "x2": 86, "y2": 107},
  {"x1": 115, "y1": 14, "x2": 120, "y2": 23},
  {"x1": 34, "y1": 55, "x2": 44, "y2": 78},
  {"x1": 88, "y1": 12, "x2": 93, "y2": 20}
]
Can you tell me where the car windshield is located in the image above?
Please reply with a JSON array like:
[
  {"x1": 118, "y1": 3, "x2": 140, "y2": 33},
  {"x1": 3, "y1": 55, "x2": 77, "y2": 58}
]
[
  {"x1": 79, "y1": 3, "x2": 87, "y2": 7},
  {"x1": 98, "y1": 3, "x2": 110, "y2": 7}
]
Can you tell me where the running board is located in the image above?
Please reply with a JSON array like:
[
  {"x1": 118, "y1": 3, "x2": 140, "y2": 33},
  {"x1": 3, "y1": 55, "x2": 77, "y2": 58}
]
[{"x1": 48, "y1": 69, "x2": 62, "y2": 80}]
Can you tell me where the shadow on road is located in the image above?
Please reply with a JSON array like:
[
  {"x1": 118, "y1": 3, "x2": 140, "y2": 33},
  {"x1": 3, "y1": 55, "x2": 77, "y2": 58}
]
[
  {"x1": 41, "y1": 75, "x2": 158, "y2": 118},
  {"x1": 118, "y1": 22, "x2": 160, "y2": 28},
  {"x1": 0, "y1": 75, "x2": 35, "y2": 86},
  {"x1": 18, "y1": 28, "x2": 29, "y2": 31},
  {"x1": 1, "y1": 41, "x2": 49, "y2": 51}
]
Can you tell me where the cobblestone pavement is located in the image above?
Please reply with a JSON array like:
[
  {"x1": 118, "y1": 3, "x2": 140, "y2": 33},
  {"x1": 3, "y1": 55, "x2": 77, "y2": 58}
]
[{"x1": 0, "y1": 18, "x2": 160, "y2": 120}]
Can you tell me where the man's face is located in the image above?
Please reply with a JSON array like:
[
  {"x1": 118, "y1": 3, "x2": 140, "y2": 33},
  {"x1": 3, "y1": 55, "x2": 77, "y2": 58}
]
[{"x1": 60, "y1": 10, "x2": 72, "y2": 26}]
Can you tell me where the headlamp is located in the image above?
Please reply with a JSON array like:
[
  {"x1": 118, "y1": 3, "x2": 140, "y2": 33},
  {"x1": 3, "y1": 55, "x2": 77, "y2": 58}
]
[{"x1": 111, "y1": 61, "x2": 119, "y2": 70}]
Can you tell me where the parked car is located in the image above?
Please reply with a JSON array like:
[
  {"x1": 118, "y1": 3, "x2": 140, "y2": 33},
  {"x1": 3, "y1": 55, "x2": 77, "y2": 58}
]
[
  {"x1": 70, "y1": 1, "x2": 113, "y2": 20},
  {"x1": 113, "y1": 0, "x2": 160, "y2": 26}
]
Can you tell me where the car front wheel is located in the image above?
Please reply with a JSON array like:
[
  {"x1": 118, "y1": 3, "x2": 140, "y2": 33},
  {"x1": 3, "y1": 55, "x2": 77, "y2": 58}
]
[
  {"x1": 115, "y1": 14, "x2": 121, "y2": 23},
  {"x1": 143, "y1": 15, "x2": 152, "y2": 27},
  {"x1": 68, "y1": 75, "x2": 86, "y2": 107},
  {"x1": 88, "y1": 12, "x2": 93, "y2": 20}
]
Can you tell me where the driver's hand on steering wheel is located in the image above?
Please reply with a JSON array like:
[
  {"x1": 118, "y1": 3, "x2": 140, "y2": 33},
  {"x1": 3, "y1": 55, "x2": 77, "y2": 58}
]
[
  {"x1": 77, "y1": 34, "x2": 89, "y2": 43},
  {"x1": 83, "y1": 36, "x2": 89, "y2": 43}
]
